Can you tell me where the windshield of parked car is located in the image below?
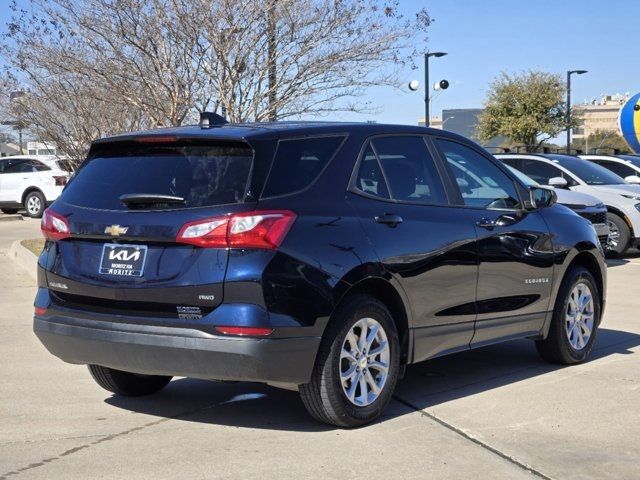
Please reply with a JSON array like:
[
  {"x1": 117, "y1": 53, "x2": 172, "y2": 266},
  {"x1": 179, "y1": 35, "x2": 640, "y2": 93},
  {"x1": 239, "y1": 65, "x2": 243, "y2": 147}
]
[
  {"x1": 547, "y1": 154, "x2": 625, "y2": 185},
  {"x1": 617, "y1": 155, "x2": 640, "y2": 169},
  {"x1": 60, "y1": 142, "x2": 254, "y2": 210}
]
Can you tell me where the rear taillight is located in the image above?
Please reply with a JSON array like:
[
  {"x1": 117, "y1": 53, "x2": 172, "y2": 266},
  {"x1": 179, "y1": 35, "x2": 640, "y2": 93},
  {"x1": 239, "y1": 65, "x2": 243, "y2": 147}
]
[
  {"x1": 41, "y1": 208, "x2": 70, "y2": 241},
  {"x1": 177, "y1": 210, "x2": 296, "y2": 249},
  {"x1": 34, "y1": 307, "x2": 47, "y2": 316},
  {"x1": 53, "y1": 175, "x2": 67, "y2": 186}
]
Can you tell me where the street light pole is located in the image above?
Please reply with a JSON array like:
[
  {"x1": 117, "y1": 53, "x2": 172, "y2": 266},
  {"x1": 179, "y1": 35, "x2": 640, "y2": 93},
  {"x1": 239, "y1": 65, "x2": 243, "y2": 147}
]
[
  {"x1": 424, "y1": 52, "x2": 447, "y2": 127},
  {"x1": 566, "y1": 69, "x2": 587, "y2": 153}
]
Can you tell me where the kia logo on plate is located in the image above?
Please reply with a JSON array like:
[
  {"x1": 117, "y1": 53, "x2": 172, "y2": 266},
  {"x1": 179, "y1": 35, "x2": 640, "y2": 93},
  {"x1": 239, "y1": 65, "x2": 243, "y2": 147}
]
[{"x1": 108, "y1": 249, "x2": 141, "y2": 262}]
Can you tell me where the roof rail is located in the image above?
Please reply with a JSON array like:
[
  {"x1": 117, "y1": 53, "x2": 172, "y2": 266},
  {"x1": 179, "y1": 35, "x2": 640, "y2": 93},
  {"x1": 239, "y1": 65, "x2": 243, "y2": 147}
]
[
  {"x1": 587, "y1": 147, "x2": 622, "y2": 155},
  {"x1": 484, "y1": 146, "x2": 511, "y2": 153},
  {"x1": 199, "y1": 111, "x2": 228, "y2": 129}
]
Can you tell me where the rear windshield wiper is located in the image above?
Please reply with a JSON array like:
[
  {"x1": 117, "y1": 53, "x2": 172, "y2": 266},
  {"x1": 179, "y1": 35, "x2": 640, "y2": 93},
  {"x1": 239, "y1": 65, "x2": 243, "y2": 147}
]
[{"x1": 120, "y1": 193, "x2": 186, "y2": 208}]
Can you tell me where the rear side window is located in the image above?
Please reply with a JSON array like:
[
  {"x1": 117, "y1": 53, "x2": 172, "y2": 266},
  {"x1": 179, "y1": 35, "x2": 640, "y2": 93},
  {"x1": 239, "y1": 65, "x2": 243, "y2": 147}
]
[
  {"x1": 59, "y1": 143, "x2": 253, "y2": 210},
  {"x1": 370, "y1": 136, "x2": 447, "y2": 204},
  {"x1": 261, "y1": 136, "x2": 344, "y2": 197}
]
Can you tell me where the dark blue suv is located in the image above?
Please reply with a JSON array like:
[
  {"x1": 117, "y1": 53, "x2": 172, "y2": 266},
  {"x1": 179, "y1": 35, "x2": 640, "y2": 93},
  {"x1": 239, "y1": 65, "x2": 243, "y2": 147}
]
[{"x1": 34, "y1": 120, "x2": 606, "y2": 427}]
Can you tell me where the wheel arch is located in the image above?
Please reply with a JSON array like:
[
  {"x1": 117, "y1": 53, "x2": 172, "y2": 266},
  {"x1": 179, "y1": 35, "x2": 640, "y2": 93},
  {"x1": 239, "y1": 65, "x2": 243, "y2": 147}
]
[
  {"x1": 332, "y1": 274, "x2": 412, "y2": 365},
  {"x1": 568, "y1": 251, "x2": 604, "y2": 306},
  {"x1": 21, "y1": 186, "x2": 45, "y2": 205},
  {"x1": 605, "y1": 205, "x2": 634, "y2": 238}
]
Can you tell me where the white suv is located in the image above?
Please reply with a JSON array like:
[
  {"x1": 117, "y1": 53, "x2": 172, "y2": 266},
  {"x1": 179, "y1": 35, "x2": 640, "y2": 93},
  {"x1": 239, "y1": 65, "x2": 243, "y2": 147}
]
[
  {"x1": 496, "y1": 152, "x2": 640, "y2": 256},
  {"x1": 0, "y1": 155, "x2": 70, "y2": 218}
]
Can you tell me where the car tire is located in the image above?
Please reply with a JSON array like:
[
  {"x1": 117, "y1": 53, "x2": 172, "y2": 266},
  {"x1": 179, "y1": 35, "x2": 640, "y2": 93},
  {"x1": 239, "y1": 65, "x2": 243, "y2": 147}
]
[
  {"x1": 299, "y1": 294, "x2": 400, "y2": 428},
  {"x1": 1, "y1": 208, "x2": 19, "y2": 214},
  {"x1": 24, "y1": 191, "x2": 46, "y2": 218},
  {"x1": 88, "y1": 365, "x2": 172, "y2": 396},
  {"x1": 605, "y1": 212, "x2": 630, "y2": 256},
  {"x1": 535, "y1": 266, "x2": 600, "y2": 365}
]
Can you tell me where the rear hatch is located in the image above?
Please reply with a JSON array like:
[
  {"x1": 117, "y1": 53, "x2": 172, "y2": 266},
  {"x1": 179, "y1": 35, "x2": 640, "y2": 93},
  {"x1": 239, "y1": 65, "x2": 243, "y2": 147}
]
[{"x1": 44, "y1": 138, "x2": 256, "y2": 322}]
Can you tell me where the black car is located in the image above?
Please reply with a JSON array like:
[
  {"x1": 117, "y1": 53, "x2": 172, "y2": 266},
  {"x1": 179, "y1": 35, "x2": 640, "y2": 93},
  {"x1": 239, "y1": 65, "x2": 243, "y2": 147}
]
[{"x1": 34, "y1": 119, "x2": 606, "y2": 427}]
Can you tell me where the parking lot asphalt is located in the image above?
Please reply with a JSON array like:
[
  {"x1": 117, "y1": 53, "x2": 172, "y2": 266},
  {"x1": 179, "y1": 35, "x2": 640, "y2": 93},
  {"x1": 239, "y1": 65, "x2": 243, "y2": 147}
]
[{"x1": 0, "y1": 219, "x2": 639, "y2": 479}]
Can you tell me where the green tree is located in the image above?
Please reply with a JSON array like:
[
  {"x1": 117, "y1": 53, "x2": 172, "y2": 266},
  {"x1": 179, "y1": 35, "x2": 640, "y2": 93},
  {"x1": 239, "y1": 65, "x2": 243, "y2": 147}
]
[
  {"x1": 478, "y1": 71, "x2": 571, "y2": 149},
  {"x1": 571, "y1": 129, "x2": 631, "y2": 154}
]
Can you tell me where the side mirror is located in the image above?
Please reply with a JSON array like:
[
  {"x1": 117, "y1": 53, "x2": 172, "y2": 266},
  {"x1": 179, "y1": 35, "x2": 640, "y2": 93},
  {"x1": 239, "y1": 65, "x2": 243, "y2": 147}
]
[
  {"x1": 528, "y1": 186, "x2": 557, "y2": 209},
  {"x1": 548, "y1": 177, "x2": 569, "y2": 189},
  {"x1": 624, "y1": 175, "x2": 640, "y2": 185}
]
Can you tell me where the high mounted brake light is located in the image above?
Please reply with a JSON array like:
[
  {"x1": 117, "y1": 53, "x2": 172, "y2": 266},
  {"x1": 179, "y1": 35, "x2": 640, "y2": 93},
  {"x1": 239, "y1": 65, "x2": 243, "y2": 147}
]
[
  {"x1": 41, "y1": 208, "x2": 71, "y2": 241},
  {"x1": 176, "y1": 210, "x2": 296, "y2": 249},
  {"x1": 134, "y1": 136, "x2": 179, "y2": 143}
]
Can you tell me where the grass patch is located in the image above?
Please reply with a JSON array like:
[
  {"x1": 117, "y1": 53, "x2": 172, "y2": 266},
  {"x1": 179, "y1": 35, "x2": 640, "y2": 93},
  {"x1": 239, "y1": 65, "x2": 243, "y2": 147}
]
[{"x1": 21, "y1": 238, "x2": 45, "y2": 256}]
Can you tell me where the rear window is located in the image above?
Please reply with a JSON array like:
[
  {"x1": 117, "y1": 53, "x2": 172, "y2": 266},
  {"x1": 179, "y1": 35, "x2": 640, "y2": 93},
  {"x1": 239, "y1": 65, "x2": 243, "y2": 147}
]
[
  {"x1": 261, "y1": 136, "x2": 344, "y2": 197},
  {"x1": 59, "y1": 143, "x2": 253, "y2": 210}
]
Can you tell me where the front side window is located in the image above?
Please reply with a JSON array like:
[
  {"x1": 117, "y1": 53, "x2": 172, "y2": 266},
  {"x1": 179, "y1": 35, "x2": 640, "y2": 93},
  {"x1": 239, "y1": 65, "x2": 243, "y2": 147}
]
[
  {"x1": 3, "y1": 159, "x2": 28, "y2": 174},
  {"x1": 436, "y1": 139, "x2": 521, "y2": 209},
  {"x1": 521, "y1": 159, "x2": 576, "y2": 186},
  {"x1": 262, "y1": 136, "x2": 344, "y2": 198},
  {"x1": 368, "y1": 136, "x2": 447, "y2": 204}
]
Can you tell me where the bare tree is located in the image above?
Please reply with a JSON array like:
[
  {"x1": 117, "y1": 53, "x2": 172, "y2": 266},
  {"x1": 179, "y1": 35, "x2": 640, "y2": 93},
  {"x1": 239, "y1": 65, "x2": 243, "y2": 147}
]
[{"x1": 2, "y1": 0, "x2": 431, "y2": 159}]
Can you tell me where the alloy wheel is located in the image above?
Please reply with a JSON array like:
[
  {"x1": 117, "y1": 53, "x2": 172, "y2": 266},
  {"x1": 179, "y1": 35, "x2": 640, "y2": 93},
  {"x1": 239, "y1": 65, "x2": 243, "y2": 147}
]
[
  {"x1": 565, "y1": 282, "x2": 594, "y2": 351},
  {"x1": 27, "y1": 196, "x2": 42, "y2": 216},
  {"x1": 340, "y1": 317, "x2": 390, "y2": 407},
  {"x1": 606, "y1": 220, "x2": 619, "y2": 249}
]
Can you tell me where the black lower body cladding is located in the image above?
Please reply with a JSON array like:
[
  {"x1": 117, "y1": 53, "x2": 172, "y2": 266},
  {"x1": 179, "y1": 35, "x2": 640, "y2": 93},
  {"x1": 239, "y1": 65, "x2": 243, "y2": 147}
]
[{"x1": 34, "y1": 314, "x2": 321, "y2": 385}]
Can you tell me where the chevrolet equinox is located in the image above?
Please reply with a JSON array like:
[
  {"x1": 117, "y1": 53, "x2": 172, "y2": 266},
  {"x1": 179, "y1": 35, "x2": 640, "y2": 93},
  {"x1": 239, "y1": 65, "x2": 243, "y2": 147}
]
[{"x1": 34, "y1": 119, "x2": 607, "y2": 427}]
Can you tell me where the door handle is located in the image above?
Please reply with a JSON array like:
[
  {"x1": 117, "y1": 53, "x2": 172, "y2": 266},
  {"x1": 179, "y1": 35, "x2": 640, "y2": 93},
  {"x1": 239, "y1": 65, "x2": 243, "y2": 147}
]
[
  {"x1": 476, "y1": 215, "x2": 518, "y2": 230},
  {"x1": 375, "y1": 213, "x2": 403, "y2": 227},
  {"x1": 476, "y1": 218, "x2": 496, "y2": 229}
]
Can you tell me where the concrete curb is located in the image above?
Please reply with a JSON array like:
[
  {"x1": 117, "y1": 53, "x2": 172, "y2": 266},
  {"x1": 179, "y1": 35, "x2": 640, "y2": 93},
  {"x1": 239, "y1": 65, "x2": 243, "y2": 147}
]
[
  {"x1": 0, "y1": 214, "x2": 25, "y2": 222},
  {"x1": 8, "y1": 239, "x2": 38, "y2": 281}
]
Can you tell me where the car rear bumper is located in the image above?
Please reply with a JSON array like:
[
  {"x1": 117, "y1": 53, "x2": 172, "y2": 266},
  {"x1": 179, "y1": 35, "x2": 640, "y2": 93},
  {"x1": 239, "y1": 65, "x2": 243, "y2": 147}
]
[{"x1": 34, "y1": 314, "x2": 321, "y2": 385}]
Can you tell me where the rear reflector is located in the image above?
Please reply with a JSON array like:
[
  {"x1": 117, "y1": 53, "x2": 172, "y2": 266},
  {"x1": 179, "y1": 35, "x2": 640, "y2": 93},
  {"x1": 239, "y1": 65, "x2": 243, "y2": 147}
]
[
  {"x1": 34, "y1": 307, "x2": 47, "y2": 316},
  {"x1": 215, "y1": 326, "x2": 274, "y2": 337},
  {"x1": 177, "y1": 210, "x2": 296, "y2": 249},
  {"x1": 41, "y1": 208, "x2": 71, "y2": 241}
]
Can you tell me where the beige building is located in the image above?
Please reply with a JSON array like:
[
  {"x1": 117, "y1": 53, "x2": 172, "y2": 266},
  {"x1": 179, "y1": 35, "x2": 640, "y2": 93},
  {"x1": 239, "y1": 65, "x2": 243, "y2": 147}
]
[
  {"x1": 418, "y1": 116, "x2": 443, "y2": 128},
  {"x1": 573, "y1": 94, "x2": 628, "y2": 140}
]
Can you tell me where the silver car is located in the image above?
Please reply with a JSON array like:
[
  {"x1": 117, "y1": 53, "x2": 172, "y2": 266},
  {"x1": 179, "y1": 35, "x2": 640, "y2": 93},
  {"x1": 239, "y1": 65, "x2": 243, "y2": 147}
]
[{"x1": 497, "y1": 153, "x2": 638, "y2": 255}]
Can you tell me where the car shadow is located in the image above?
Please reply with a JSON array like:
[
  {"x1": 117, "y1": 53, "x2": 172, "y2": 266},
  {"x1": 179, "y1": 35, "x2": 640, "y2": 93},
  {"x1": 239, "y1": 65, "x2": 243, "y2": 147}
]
[
  {"x1": 607, "y1": 249, "x2": 640, "y2": 268},
  {"x1": 105, "y1": 327, "x2": 640, "y2": 431}
]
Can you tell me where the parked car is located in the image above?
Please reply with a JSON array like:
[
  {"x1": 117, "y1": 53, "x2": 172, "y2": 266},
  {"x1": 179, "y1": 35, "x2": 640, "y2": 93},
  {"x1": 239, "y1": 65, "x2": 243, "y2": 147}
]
[
  {"x1": 496, "y1": 152, "x2": 640, "y2": 256},
  {"x1": 504, "y1": 165, "x2": 610, "y2": 248},
  {"x1": 34, "y1": 120, "x2": 606, "y2": 427},
  {"x1": 580, "y1": 154, "x2": 640, "y2": 184},
  {"x1": 0, "y1": 155, "x2": 70, "y2": 217}
]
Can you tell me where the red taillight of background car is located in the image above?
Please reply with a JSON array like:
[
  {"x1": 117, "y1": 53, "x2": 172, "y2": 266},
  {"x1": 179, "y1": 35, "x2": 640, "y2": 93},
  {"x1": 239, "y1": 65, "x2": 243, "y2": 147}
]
[
  {"x1": 53, "y1": 175, "x2": 67, "y2": 186},
  {"x1": 176, "y1": 210, "x2": 296, "y2": 249},
  {"x1": 41, "y1": 208, "x2": 71, "y2": 241}
]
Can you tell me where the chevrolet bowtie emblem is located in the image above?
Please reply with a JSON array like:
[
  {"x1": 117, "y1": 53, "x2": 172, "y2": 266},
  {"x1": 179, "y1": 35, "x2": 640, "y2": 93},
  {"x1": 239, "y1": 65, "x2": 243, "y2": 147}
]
[{"x1": 104, "y1": 225, "x2": 129, "y2": 236}]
